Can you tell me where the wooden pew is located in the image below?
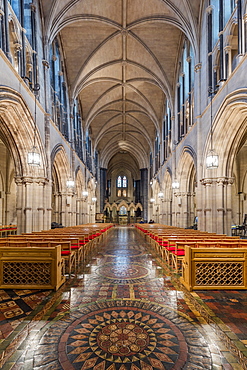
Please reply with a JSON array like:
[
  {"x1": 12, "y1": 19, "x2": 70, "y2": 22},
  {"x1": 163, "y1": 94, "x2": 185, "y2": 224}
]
[{"x1": 0, "y1": 244, "x2": 65, "y2": 290}]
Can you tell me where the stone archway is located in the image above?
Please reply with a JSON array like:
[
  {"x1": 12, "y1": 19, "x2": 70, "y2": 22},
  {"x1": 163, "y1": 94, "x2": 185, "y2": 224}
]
[
  {"x1": 201, "y1": 91, "x2": 247, "y2": 234},
  {"x1": 51, "y1": 145, "x2": 71, "y2": 227},
  {"x1": 0, "y1": 87, "x2": 48, "y2": 233},
  {"x1": 176, "y1": 148, "x2": 197, "y2": 228},
  {"x1": 162, "y1": 170, "x2": 172, "y2": 226},
  {"x1": 75, "y1": 167, "x2": 86, "y2": 225}
]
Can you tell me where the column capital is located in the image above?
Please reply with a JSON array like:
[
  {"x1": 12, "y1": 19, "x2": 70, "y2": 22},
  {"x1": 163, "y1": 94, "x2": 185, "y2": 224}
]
[
  {"x1": 206, "y1": 5, "x2": 213, "y2": 14},
  {"x1": 216, "y1": 177, "x2": 234, "y2": 186},
  {"x1": 42, "y1": 59, "x2": 50, "y2": 68},
  {"x1": 200, "y1": 178, "x2": 214, "y2": 186},
  {"x1": 201, "y1": 177, "x2": 234, "y2": 186},
  {"x1": 194, "y1": 63, "x2": 202, "y2": 73},
  {"x1": 14, "y1": 43, "x2": 22, "y2": 52}
]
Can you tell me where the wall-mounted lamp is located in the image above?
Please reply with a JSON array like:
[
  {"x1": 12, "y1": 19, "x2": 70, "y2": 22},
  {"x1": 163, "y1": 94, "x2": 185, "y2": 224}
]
[
  {"x1": 206, "y1": 87, "x2": 219, "y2": 169},
  {"x1": 82, "y1": 191, "x2": 88, "y2": 197},
  {"x1": 66, "y1": 178, "x2": 75, "y2": 188},
  {"x1": 172, "y1": 180, "x2": 180, "y2": 189},
  {"x1": 158, "y1": 192, "x2": 164, "y2": 198},
  {"x1": 150, "y1": 198, "x2": 155, "y2": 203},
  {"x1": 28, "y1": 84, "x2": 41, "y2": 166},
  {"x1": 92, "y1": 197, "x2": 97, "y2": 202}
]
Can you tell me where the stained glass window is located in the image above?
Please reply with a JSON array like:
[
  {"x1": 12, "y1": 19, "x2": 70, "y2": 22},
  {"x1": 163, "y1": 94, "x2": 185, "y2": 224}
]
[
  {"x1": 122, "y1": 176, "x2": 127, "y2": 188},
  {"x1": 117, "y1": 176, "x2": 122, "y2": 187}
]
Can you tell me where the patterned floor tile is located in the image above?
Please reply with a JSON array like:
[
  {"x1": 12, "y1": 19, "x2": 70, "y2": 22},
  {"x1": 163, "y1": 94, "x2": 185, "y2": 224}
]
[{"x1": 0, "y1": 227, "x2": 246, "y2": 369}]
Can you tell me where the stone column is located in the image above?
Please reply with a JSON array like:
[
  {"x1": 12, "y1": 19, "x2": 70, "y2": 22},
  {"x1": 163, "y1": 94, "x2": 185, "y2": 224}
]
[
  {"x1": 244, "y1": 13, "x2": 247, "y2": 55},
  {"x1": 224, "y1": 46, "x2": 231, "y2": 79},
  {"x1": 201, "y1": 178, "x2": 213, "y2": 233},
  {"x1": 53, "y1": 192, "x2": 59, "y2": 223},
  {"x1": 200, "y1": 177, "x2": 234, "y2": 235},
  {"x1": 215, "y1": 177, "x2": 234, "y2": 235},
  {"x1": 237, "y1": 0, "x2": 243, "y2": 55},
  {"x1": 76, "y1": 199, "x2": 80, "y2": 225},
  {"x1": 140, "y1": 168, "x2": 148, "y2": 222},
  {"x1": 33, "y1": 179, "x2": 44, "y2": 231},
  {"x1": 14, "y1": 43, "x2": 22, "y2": 74},
  {"x1": 24, "y1": 178, "x2": 33, "y2": 233},
  {"x1": 60, "y1": 192, "x2": 67, "y2": 226},
  {"x1": 3, "y1": 0, "x2": 11, "y2": 61},
  {"x1": 179, "y1": 192, "x2": 190, "y2": 228},
  {"x1": 15, "y1": 177, "x2": 25, "y2": 234},
  {"x1": 226, "y1": 178, "x2": 234, "y2": 235},
  {"x1": 215, "y1": 178, "x2": 225, "y2": 234},
  {"x1": 172, "y1": 191, "x2": 181, "y2": 227},
  {"x1": 0, "y1": 11, "x2": 4, "y2": 51},
  {"x1": 44, "y1": 180, "x2": 52, "y2": 230},
  {"x1": 100, "y1": 168, "x2": 107, "y2": 212}
]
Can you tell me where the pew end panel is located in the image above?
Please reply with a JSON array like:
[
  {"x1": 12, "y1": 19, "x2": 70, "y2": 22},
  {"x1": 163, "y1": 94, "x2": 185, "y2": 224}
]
[
  {"x1": 181, "y1": 246, "x2": 247, "y2": 291},
  {"x1": 0, "y1": 246, "x2": 65, "y2": 290}
]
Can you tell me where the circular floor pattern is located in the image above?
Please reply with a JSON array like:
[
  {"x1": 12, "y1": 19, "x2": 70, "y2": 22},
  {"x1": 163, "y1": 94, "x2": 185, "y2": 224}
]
[
  {"x1": 95, "y1": 262, "x2": 149, "y2": 283},
  {"x1": 56, "y1": 300, "x2": 212, "y2": 370}
]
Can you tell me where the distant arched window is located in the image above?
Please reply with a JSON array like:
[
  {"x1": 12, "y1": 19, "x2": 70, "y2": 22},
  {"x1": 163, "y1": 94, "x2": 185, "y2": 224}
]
[
  {"x1": 117, "y1": 176, "x2": 127, "y2": 188},
  {"x1": 122, "y1": 176, "x2": 127, "y2": 187},
  {"x1": 116, "y1": 176, "x2": 128, "y2": 198},
  {"x1": 117, "y1": 176, "x2": 122, "y2": 188}
]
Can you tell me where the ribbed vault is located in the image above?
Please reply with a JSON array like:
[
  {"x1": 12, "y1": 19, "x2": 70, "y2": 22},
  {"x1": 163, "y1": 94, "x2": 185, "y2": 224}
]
[{"x1": 40, "y1": 0, "x2": 200, "y2": 171}]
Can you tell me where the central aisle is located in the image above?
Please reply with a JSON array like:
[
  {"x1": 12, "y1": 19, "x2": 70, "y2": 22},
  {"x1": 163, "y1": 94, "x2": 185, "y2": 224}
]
[{"x1": 2, "y1": 227, "x2": 241, "y2": 369}]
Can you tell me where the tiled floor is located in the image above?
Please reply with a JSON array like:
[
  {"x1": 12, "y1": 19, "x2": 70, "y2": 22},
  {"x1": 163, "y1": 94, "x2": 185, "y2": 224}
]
[{"x1": 0, "y1": 227, "x2": 247, "y2": 369}]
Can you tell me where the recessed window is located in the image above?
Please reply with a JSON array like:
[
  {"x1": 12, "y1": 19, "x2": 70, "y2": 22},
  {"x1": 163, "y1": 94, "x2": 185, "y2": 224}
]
[{"x1": 116, "y1": 176, "x2": 128, "y2": 197}]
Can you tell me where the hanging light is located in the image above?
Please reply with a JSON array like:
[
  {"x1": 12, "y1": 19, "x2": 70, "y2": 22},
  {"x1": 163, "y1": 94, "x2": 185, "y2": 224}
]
[
  {"x1": 150, "y1": 198, "x2": 155, "y2": 203},
  {"x1": 82, "y1": 191, "x2": 88, "y2": 197},
  {"x1": 206, "y1": 87, "x2": 219, "y2": 169},
  {"x1": 28, "y1": 84, "x2": 41, "y2": 166},
  {"x1": 206, "y1": 149, "x2": 219, "y2": 169},
  {"x1": 66, "y1": 178, "x2": 75, "y2": 188},
  {"x1": 92, "y1": 197, "x2": 97, "y2": 202},
  {"x1": 158, "y1": 192, "x2": 164, "y2": 198}
]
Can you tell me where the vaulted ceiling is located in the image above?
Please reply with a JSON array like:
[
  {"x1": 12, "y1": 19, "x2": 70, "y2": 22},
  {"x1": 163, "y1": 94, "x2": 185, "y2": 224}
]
[{"x1": 40, "y1": 0, "x2": 201, "y2": 175}]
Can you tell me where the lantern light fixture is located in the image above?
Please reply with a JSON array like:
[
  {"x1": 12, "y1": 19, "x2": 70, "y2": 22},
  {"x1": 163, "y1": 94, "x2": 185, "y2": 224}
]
[
  {"x1": 66, "y1": 178, "x2": 75, "y2": 188},
  {"x1": 172, "y1": 180, "x2": 180, "y2": 189}
]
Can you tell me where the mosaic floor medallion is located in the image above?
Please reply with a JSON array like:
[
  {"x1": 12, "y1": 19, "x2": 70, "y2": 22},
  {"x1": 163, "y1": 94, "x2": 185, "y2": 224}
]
[
  {"x1": 57, "y1": 300, "x2": 211, "y2": 370},
  {"x1": 95, "y1": 262, "x2": 150, "y2": 284}
]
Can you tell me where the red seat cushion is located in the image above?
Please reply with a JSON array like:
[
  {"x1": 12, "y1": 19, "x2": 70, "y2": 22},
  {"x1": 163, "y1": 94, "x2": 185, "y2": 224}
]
[
  {"x1": 71, "y1": 245, "x2": 80, "y2": 250},
  {"x1": 61, "y1": 251, "x2": 71, "y2": 255},
  {"x1": 174, "y1": 250, "x2": 185, "y2": 256}
]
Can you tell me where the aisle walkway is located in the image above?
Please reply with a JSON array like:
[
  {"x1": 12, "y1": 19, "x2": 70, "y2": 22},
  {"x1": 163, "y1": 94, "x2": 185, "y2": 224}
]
[{"x1": 0, "y1": 227, "x2": 246, "y2": 369}]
